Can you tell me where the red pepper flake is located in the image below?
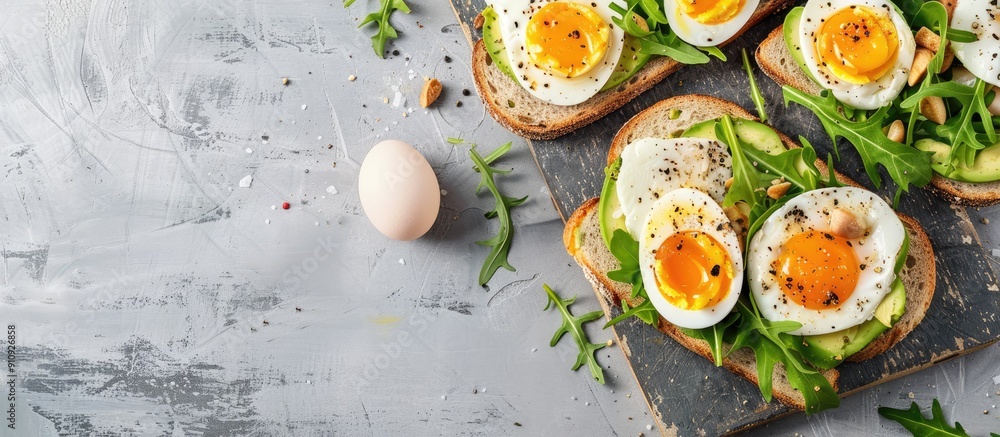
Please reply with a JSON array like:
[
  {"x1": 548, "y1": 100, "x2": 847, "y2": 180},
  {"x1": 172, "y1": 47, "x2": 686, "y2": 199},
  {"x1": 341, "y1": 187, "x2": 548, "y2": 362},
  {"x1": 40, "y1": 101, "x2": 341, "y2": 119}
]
[{"x1": 282, "y1": 202, "x2": 291, "y2": 210}]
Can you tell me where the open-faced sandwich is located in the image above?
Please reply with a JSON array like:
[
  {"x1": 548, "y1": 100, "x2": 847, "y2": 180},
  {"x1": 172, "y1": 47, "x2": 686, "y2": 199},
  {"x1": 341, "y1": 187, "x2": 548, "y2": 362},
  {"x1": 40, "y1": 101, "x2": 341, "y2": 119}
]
[
  {"x1": 471, "y1": 0, "x2": 799, "y2": 140},
  {"x1": 755, "y1": 0, "x2": 1000, "y2": 205},
  {"x1": 564, "y1": 95, "x2": 936, "y2": 413}
]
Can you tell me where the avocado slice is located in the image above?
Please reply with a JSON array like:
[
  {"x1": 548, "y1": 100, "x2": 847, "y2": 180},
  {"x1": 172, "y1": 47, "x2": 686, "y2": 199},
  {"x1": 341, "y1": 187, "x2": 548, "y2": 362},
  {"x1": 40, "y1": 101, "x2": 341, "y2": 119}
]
[
  {"x1": 480, "y1": 8, "x2": 649, "y2": 92},
  {"x1": 682, "y1": 118, "x2": 786, "y2": 155},
  {"x1": 915, "y1": 138, "x2": 1000, "y2": 183},
  {"x1": 791, "y1": 278, "x2": 906, "y2": 369},
  {"x1": 482, "y1": 7, "x2": 516, "y2": 81},
  {"x1": 782, "y1": 7, "x2": 821, "y2": 85},
  {"x1": 599, "y1": 158, "x2": 627, "y2": 249},
  {"x1": 602, "y1": 36, "x2": 651, "y2": 91}
]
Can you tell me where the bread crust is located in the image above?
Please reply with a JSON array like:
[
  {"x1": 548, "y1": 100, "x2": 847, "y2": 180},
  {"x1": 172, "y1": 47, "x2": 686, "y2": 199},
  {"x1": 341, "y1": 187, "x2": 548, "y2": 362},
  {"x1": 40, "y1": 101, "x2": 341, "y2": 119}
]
[
  {"x1": 755, "y1": 24, "x2": 1000, "y2": 206},
  {"x1": 471, "y1": 0, "x2": 797, "y2": 140},
  {"x1": 563, "y1": 94, "x2": 937, "y2": 410}
]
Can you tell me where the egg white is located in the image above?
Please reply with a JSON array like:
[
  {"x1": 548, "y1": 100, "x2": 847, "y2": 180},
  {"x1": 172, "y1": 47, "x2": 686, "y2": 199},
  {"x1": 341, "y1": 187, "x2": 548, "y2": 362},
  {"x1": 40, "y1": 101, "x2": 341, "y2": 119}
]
[
  {"x1": 639, "y1": 188, "x2": 744, "y2": 329},
  {"x1": 798, "y1": 0, "x2": 915, "y2": 109},
  {"x1": 665, "y1": 0, "x2": 761, "y2": 47},
  {"x1": 489, "y1": 0, "x2": 626, "y2": 105},
  {"x1": 616, "y1": 137, "x2": 732, "y2": 238},
  {"x1": 949, "y1": 0, "x2": 1000, "y2": 88},
  {"x1": 747, "y1": 187, "x2": 905, "y2": 336}
]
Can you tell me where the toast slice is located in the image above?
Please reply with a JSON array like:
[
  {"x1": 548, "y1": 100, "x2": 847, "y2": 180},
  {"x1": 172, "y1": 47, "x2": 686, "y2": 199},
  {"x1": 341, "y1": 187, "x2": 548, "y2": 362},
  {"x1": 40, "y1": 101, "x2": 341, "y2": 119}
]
[
  {"x1": 470, "y1": 0, "x2": 797, "y2": 141},
  {"x1": 755, "y1": 25, "x2": 1000, "y2": 206},
  {"x1": 563, "y1": 95, "x2": 936, "y2": 410}
]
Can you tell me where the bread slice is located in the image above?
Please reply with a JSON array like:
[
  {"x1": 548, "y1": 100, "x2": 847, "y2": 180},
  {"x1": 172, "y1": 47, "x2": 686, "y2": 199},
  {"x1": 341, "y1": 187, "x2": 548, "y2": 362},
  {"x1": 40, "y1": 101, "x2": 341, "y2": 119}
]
[
  {"x1": 471, "y1": 0, "x2": 797, "y2": 141},
  {"x1": 563, "y1": 94, "x2": 937, "y2": 410},
  {"x1": 755, "y1": 24, "x2": 1000, "y2": 207}
]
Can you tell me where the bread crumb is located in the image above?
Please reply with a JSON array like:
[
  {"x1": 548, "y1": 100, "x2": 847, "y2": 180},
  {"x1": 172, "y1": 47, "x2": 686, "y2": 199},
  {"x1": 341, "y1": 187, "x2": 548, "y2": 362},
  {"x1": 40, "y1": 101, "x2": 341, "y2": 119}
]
[
  {"x1": 348, "y1": 75, "x2": 356, "y2": 81},
  {"x1": 908, "y1": 392, "x2": 915, "y2": 399},
  {"x1": 282, "y1": 77, "x2": 289, "y2": 85},
  {"x1": 982, "y1": 217, "x2": 990, "y2": 225}
]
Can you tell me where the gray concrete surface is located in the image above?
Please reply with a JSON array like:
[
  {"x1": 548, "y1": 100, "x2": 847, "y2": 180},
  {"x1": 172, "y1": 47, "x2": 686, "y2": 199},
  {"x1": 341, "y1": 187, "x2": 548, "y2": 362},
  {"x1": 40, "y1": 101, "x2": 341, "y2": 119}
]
[{"x1": 0, "y1": 0, "x2": 998, "y2": 435}]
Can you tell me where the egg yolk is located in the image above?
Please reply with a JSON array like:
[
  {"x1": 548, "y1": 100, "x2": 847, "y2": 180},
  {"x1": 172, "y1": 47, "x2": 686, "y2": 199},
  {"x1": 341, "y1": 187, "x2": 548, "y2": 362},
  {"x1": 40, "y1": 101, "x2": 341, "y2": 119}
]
[
  {"x1": 815, "y1": 5, "x2": 899, "y2": 84},
  {"x1": 653, "y1": 231, "x2": 733, "y2": 311},
  {"x1": 775, "y1": 231, "x2": 860, "y2": 311},
  {"x1": 524, "y1": 2, "x2": 610, "y2": 78},
  {"x1": 678, "y1": 0, "x2": 746, "y2": 25}
]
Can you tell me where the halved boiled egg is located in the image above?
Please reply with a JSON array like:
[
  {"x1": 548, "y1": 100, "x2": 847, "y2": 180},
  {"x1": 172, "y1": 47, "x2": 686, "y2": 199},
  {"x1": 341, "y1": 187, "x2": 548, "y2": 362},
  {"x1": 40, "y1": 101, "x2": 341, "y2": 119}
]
[
  {"x1": 639, "y1": 188, "x2": 744, "y2": 329},
  {"x1": 949, "y1": 0, "x2": 1000, "y2": 88},
  {"x1": 615, "y1": 137, "x2": 733, "y2": 237},
  {"x1": 665, "y1": 0, "x2": 761, "y2": 46},
  {"x1": 489, "y1": 0, "x2": 626, "y2": 105},
  {"x1": 747, "y1": 187, "x2": 905, "y2": 335},
  {"x1": 798, "y1": 0, "x2": 916, "y2": 109}
]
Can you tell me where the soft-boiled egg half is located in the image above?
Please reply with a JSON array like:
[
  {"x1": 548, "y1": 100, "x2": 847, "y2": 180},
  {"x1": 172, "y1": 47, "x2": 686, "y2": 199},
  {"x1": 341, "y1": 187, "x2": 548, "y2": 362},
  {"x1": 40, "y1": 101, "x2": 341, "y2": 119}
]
[
  {"x1": 614, "y1": 137, "x2": 740, "y2": 328},
  {"x1": 665, "y1": 0, "x2": 761, "y2": 46},
  {"x1": 798, "y1": 0, "x2": 916, "y2": 109},
  {"x1": 747, "y1": 187, "x2": 905, "y2": 335},
  {"x1": 949, "y1": 0, "x2": 1000, "y2": 88},
  {"x1": 639, "y1": 188, "x2": 744, "y2": 329},
  {"x1": 489, "y1": 0, "x2": 626, "y2": 105}
]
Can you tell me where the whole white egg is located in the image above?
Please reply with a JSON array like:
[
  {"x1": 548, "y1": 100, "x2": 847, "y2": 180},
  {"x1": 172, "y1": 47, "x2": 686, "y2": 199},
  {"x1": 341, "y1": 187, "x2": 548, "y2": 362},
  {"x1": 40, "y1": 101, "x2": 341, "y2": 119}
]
[{"x1": 358, "y1": 140, "x2": 440, "y2": 241}]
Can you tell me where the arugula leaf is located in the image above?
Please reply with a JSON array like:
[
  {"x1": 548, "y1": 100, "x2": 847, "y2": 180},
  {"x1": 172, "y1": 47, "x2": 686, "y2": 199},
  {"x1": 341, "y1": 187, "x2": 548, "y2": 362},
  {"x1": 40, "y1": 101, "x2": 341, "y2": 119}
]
[
  {"x1": 682, "y1": 313, "x2": 738, "y2": 366},
  {"x1": 742, "y1": 49, "x2": 768, "y2": 123},
  {"x1": 718, "y1": 115, "x2": 766, "y2": 207},
  {"x1": 783, "y1": 352, "x2": 840, "y2": 414},
  {"x1": 901, "y1": 80, "x2": 998, "y2": 168},
  {"x1": 783, "y1": 86, "x2": 933, "y2": 196},
  {"x1": 605, "y1": 298, "x2": 659, "y2": 328},
  {"x1": 701, "y1": 45, "x2": 727, "y2": 62},
  {"x1": 542, "y1": 284, "x2": 608, "y2": 384},
  {"x1": 611, "y1": 0, "x2": 712, "y2": 65},
  {"x1": 470, "y1": 145, "x2": 528, "y2": 286},
  {"x1": 729, "y1": 299, "x2": 840, "y2": 413},
  {"x1": 878, "y1": 399, "x2": 971, "y2": 437},
  {"x1": 357, "y1": 0, "x2": 411, "y2": 58},
  {"x1": 604, "y1": 229, "x2": 659, "y2": 328}
]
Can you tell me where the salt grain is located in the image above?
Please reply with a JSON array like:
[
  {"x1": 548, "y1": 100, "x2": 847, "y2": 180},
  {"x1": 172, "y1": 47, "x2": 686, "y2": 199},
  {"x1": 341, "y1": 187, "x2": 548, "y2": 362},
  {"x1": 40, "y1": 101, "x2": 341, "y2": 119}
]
[
  {"x1": 301, "y1": 104, "x2": 308, "y2": 110},
  {"x1": 399, "y1": 259, "x2": 405, "y2": 265},
  {"x1": 327, "y1": 186, "x2": 338, "y2": 195},
  {"x1": 265, "y1": 219, "x2": 270, "y2": 224},
  {"x1": 239, "y1": 175, "x2": 253, "y2": 188},
  {"x1": 246, "y1": 148, "x2": 253, "y2": 154}
]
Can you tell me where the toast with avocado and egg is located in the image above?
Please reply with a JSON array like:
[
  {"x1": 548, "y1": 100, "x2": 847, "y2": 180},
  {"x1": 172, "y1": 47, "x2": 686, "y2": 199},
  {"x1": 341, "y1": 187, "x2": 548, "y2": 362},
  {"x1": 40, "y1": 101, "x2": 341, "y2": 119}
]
[
  {"x1": 754, "y1": 0, "x2": 1000, "y2": 206},
  {"x1": 470, "y1": 0, "x2": 798, "y2": 140},
  {"x1": 563, "y1": 95, "x2": 936, "y2": 413}
]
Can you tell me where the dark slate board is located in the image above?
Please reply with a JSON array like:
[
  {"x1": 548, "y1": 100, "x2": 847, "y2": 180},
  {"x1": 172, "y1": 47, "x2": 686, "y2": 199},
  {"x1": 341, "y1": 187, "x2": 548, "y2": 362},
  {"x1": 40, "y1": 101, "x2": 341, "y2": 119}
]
[{"x1": 450, "y1": 2, "x2": 1000, "y2": 435}]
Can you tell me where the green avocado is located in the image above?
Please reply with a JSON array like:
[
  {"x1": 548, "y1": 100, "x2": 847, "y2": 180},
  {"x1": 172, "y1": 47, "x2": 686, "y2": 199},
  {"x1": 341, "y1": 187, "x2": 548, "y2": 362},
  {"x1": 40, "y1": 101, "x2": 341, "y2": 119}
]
[
  {"x1": 599, "y1": 158, "x2": 627, "y2": 248},
  {"x1": 682, "y1": 118, "x2": 786, "y2": 155},
  {"x1": 791, "y1": 278, "x2": 906, "y2": 370},
  {"x1": 782, "y1": 7, "x2": 820, "y2": 85},
  {"x1": 915, "y1": 138, "x2": 1000, "y2": 183},
  {"x1": 602, "y1": 36, "x2": 651, "y2": 91},
  {"x1": 482, "y1": 7, "x2": 515, "y2": 81},
  {"x1": 481, "y1": 7, "x2": 649, "y2": 92}
]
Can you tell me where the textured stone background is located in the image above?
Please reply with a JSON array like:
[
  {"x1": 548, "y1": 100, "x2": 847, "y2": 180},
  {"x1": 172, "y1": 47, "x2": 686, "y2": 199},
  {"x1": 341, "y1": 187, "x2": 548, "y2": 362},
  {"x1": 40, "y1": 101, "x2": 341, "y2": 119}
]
[{"x1": 0, "y1": 0, "x2": 998, "y2": 435}]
